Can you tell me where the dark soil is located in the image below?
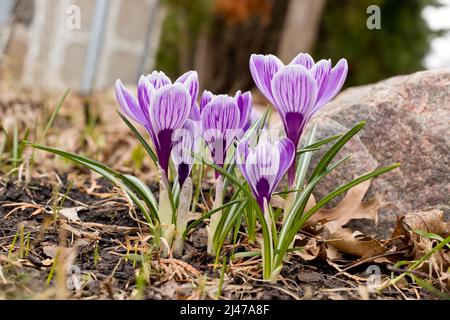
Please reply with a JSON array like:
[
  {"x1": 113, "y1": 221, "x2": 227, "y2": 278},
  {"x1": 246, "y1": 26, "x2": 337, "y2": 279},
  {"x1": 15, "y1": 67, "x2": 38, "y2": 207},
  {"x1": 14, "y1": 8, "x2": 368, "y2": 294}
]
[{"x1": 0, "y1": 177, "x2": 419, "y2": 300}]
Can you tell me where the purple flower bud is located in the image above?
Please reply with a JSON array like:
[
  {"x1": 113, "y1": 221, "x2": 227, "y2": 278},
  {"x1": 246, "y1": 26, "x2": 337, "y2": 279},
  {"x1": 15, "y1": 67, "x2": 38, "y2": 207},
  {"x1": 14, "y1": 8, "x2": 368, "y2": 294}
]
[
  {"x1": 172, "y1": 119, "x2": 199, "y2": 186},
  {"x1": 236, "y1": 138, "x2": 295, "y2": 210},
  {"x1": 200, "y1": 90, "x2": 253, "y2": 175}
]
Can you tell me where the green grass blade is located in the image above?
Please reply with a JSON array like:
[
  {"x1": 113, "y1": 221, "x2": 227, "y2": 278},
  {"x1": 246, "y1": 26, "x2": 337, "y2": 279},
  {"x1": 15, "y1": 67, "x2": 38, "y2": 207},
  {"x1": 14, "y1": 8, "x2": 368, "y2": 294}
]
[
  {"x1": 410, "y1": 275, "x2": 450, "y2": 300},
  {"x1": 294, "y1": 123, "x2": 317, "y2": 193},
  {"x1": 12, "y1": 125, "x2": 19, "y2": 168},
  {"x1": 214, "y1": 200, "x2": 248, "y2": 252},
  {"x1": 42, "y1": 89, "x2": 70, "y2": 139}
]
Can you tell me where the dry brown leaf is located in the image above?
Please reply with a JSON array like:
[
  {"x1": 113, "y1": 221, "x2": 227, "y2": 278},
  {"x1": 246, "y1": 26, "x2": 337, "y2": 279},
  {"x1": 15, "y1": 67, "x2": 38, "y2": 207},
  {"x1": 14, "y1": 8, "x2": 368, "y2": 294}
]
[
  {"x1": 309, "y1": 180, "x2": 381, "y2": 233},
  {"x1": 59, "y1": 206, "x2": 84, "y2": 222},
  {"x1": 293, "y1": 236, "x2": 322, "y2": 261},
  {"x1": 392, "y1": 210, "x2": 450, "y2": 276},
  {"x1": 393, "y1": 209, "x2": 449, "y2": 238},
  {"x1": 326, "y1": 228, "x2": 387, "y2": 259}
]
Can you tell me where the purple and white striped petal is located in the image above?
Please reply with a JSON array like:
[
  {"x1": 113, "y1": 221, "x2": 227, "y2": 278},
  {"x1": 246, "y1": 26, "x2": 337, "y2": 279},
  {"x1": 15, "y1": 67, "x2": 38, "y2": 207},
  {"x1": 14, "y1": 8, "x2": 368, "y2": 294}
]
[
  {"x1": 176, "y1": 70, "x2": 199, "y2": 112},
  {"x1": 236, "y1": 139, "x2": 251, "y2": 188},
  {"x1": 237, "y1": 138, "x2": 293, "y2": 210},
  {"x1": 249, "y1": 54, "x2": 283, "y2": 107},
  {"x1": 150, "y1": 83, "x2": 191, "y2": 134},
  {"x1": 147, "y1": 71, "x2": 171, "y2": 90},
  {"x1": 234, "y1": 90, "x2": 252, "y2": 130},
  {"x1": 271, "y1": 65, "x2": 318, "y2": 117},
  {"x1": 137, "y1": 76, "x2": 152, "y2": 122},
  {"x1": 201, "y1": 95, "x2": 240, "y2": 165},
  {"x1": 172, "y1": 119, "x2": 198, "y2": 186},
  {"x1": 271, "y1": 65, "x2": 318, "y2": 186},
  {"x1": 290, "y1": 52, "x2": 315, "y2": 69},
  {"x1": 245, "y1": 140, "x2": 279, "y2": 209},
  {"x1": 314, "y1": 58, "x2": 348, "y2": 109},
  {"x1": 200, "y1": 90, "x2": 214, "y2": 113},
  {"x1": 310, "y1": 59, "x2": 332, "y2": 108},
  {"x1": 271, "y1": 138, "x2": 295, "y2": 195},
  {"x1": 115, "y1": 79, "x2": 147, "y2": 125},
  {"x1": 149, "y1": 83, "x2": 191, "y2": 174},
  {"x1": 189, "y1": 103, "x2": 201, "y2": 121}
]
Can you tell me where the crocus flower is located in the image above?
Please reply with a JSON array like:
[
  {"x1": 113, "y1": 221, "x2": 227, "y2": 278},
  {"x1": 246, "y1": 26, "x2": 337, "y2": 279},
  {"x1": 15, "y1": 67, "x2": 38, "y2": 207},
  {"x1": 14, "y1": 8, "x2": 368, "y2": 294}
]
[
  {"x1": 115, "y1": 70, "x2": 199, "y2": 176},
  {"x1": 172, "y1": 119, "x2": 199, "y2": 187},
  {"x1": 249, "y1": 53, "x2": 348, "y2": 186},
  {"x1": 236, "y1": 138, "x2": 295, "y2": 210},
  {"x1": 200, "y1": 90, "x2": 252, "y2": 171}
]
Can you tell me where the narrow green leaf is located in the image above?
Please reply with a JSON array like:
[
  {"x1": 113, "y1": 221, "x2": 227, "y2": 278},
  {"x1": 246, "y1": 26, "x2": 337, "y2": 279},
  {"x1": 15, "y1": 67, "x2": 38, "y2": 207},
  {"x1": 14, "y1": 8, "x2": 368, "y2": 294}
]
[
  {"x1": 122, "y1": 174, "x2": 159, "y2": 222},
  {"x1": 300, "y1": 163, "x2": 400, "y2": 228},
  {"x1": 200, "y1": 156, "x2": 273, "y2": 278},
  {"x1": 182, "y1": 199, "x2": 244, "y2": 239},
  {"x1": 30, "y1": 144, "x2": 156, "y2": 229},
  {"x1": 275, "y1": 155, "x2": 351, "y2": 267},
  {"x1": 309, "y1": 121, "x2": 365, "y2": 182},
  {"x1": 303, "y1": 132, "x2": 343, "y2": 150},
  {"x1": 117, "y1": 111, "x2": 158, "y2": 165},
  {"x1": 42, "y1": 89, "x2": 70, "y2": 139},
  {"x1": 294, "y1": 124, "x2": 317, "y2": 192}
]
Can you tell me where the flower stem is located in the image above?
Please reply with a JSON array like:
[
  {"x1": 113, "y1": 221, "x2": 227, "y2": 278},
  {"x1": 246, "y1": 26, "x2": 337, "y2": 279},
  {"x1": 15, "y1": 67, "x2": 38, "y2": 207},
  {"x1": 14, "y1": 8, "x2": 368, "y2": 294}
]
[
  {"x1": 207, "y1": 176, "x2": 224, "y2": 256},
  {"x1": 173, "y1": 178, "x2": 193, "y2": 256},
  {"x1": 158, "y1": 167, "x2": 174, "y2": 256}
]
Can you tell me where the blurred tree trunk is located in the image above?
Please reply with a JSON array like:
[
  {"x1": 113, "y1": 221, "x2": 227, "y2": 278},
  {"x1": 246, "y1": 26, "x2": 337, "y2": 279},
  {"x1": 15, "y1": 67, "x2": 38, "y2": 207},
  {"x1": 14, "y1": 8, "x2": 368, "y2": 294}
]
[
  {"x1": 278, "y1": 0, "x2": 325, "y2": 62},
  {"x1": 194, "y1": 0, "x2": 325, "y2": 94}
]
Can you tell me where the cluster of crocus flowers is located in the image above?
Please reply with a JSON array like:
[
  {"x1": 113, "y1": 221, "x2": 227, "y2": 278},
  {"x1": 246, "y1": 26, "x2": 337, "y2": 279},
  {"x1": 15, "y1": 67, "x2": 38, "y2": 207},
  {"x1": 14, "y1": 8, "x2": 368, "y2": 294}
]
[
  {"x1": 114, "y1": 52, "x2": 347, "y2": 258},
  {"x1": 249, "y1": 53, "x2": 348, "y2": 186}
]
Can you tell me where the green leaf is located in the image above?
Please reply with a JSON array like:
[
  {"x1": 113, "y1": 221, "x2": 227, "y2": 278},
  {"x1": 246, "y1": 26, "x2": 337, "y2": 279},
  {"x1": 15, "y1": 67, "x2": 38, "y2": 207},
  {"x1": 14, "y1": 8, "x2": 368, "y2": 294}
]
[
  {"x1": 309, "y1": 121, "x2": 365, "y2": 182},
  {"x1": 409, "y1": 275, "x2": 450, "y2": 300},
  {"x1": 275, "y1": 155, "x2": 351, "y2": 268},
  {"x1": 42, "y1": 89, "x2": 70, "y2": 139},
  {"x1": 414, "y1": 230, "x2": 450, "y2": 249},
  {"x1": 303, "y1": 132, "x2": 343, "y2": 150},
  {"x1": 117, "y1": 111, "x2": 158, "y2": 165},
  {"x1": 121, "y1": 174, "x2": 159, "y2": 222},
  {"x1": 182, "y1": 199, "x2": 244, "y2": 239},
  {"x1": 296, "y1": 147, "x2": 322, "y2": 156},
  {"x1": 214, "y1": 200, "x2": 248, "y2": 253},
  {"x1": 30, "y1": 143, "x2": 156, "y2": 229},
  {"x1": 299, "y1": 163, "x2": 400, "y2": 229},
  {"x1": 199, "y1": 155, "x2": 273, "y2": 278},
  {"x1": 294, "y1": 124, "x2": 318, "y2": 193}
]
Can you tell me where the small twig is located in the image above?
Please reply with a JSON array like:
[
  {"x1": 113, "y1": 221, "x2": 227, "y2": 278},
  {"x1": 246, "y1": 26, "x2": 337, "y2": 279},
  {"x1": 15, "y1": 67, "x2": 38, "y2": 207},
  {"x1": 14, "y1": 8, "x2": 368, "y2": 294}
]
[{"x1": 386, "y1": 265, "x2": 436, "y2": 281}]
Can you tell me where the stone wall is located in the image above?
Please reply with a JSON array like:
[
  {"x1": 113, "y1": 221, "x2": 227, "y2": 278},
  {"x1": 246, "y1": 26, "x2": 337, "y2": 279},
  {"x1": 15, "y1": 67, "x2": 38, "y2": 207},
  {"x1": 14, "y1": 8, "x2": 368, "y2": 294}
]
[{"x1": 0, "y1": 0, "x2": 164, "y2": 91}]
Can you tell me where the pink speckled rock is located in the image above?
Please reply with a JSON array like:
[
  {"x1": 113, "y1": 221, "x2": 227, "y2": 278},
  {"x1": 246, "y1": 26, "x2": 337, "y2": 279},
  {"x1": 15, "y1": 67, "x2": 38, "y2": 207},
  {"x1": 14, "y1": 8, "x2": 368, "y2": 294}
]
[{"x1": 304, "y1": 70, "x2": 450, "y2": 237}]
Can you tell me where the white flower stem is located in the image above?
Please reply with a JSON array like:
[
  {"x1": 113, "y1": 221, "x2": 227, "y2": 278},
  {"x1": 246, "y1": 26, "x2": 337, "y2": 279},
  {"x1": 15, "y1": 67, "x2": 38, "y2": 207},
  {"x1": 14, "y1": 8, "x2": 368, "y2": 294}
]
[
  {"x1": 158, "y1": 167, "x2": 174, "y2": 256},
  {"x1": 207, "y1": 176, "x2": 224, "y2": 256},
  {"x1": 173, "y1": 177, "x2": 193, "y2": 256}
]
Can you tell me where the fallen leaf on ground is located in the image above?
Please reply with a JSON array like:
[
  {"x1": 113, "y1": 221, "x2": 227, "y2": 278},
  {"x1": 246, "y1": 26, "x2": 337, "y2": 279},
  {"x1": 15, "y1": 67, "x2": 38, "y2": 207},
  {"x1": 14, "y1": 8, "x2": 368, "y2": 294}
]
[
  {"x1": 326, "y1": 228, "x2": 387, "y2": 259},
  {"x1": 392, "y1": 210, "x2": 450, "y2": 277},
  {"x1": 58, "y1": 206, "x2": 85, "y2": 222},
  {"x1": 309, "y1": 180, "x2": 382, "y2": 233}
]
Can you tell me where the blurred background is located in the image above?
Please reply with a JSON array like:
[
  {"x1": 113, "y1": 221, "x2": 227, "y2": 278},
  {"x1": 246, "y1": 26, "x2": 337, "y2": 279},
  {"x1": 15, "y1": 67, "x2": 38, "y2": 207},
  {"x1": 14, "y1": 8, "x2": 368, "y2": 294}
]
[{"x1": 0, "y1": 0, "x2": 449, "y2": 93}]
